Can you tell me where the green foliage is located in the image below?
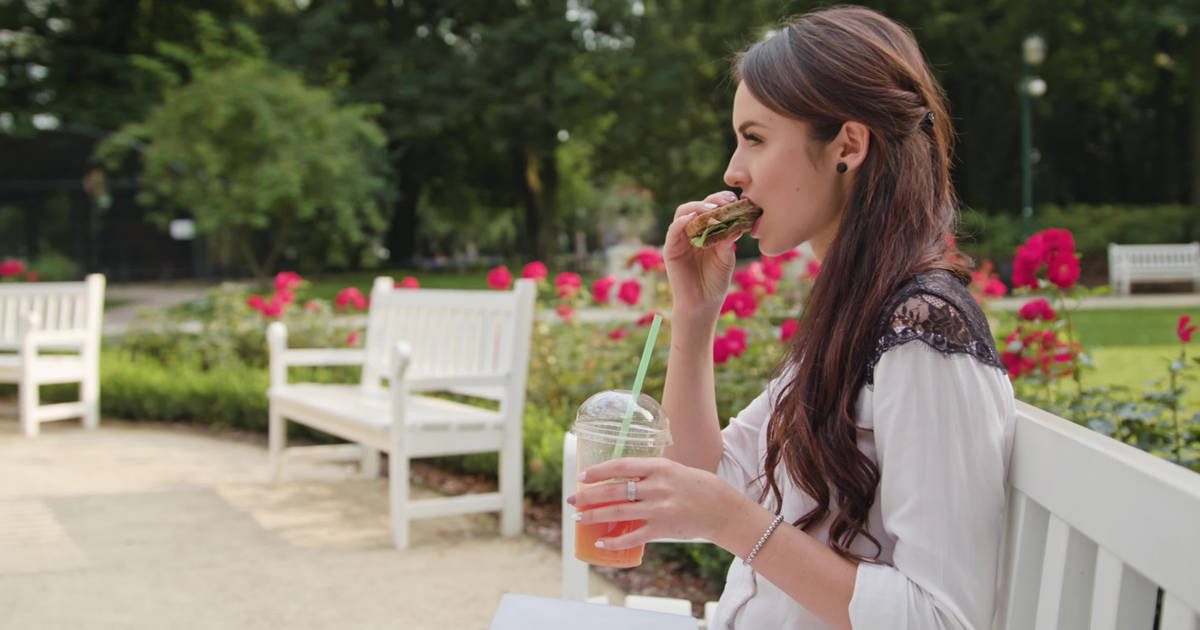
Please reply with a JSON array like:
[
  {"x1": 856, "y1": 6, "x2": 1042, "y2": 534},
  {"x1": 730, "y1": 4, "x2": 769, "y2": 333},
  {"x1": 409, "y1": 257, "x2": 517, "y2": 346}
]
[
  {"x1": 958, "y1": 204, "x2": 1196, "y2": 274},
  {"x1": 121, "y1": 281, "x2": 357, "y2": 371},
  {"x1": 95, "y1": 54, "x2": 389, "y2": 279}
]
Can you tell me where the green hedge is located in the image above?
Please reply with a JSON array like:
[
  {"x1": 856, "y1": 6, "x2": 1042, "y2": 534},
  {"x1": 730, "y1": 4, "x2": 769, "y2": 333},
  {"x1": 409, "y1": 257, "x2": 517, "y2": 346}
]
[{"x1": 958, "y1": 203, "x2": 1198, "y2": 276}]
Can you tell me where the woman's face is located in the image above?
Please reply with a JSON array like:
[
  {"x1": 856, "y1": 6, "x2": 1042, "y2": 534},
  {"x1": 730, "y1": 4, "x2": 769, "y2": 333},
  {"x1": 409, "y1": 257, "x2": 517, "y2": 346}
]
[{"x1": 723, "y1": 83, "x2": 845, "y2": 259}]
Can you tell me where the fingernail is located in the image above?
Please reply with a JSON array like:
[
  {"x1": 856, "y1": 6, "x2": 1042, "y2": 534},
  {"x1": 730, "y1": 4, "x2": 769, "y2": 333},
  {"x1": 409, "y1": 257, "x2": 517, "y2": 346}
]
[
  {"x1": 594, "y1": 540, "x2": 605, "y2": 549},
  {"x1": 573, "y1": 512, "x2": 583, "y2": 522},
  {"x1": 703, "y1": 203, "x2": 718, "y2": 209},
  {"x1": 577, "y1": 472, "x2": 587, "y2": 482},
  {"x1": 566, "y1": 494, "x2": 576, "y2": 505}
]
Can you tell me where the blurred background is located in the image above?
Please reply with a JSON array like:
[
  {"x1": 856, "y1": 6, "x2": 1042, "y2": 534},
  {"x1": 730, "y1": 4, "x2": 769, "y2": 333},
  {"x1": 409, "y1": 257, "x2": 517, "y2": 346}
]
[{"x1": 1, "y1": 0, "x2": 1196, "y2": 283}]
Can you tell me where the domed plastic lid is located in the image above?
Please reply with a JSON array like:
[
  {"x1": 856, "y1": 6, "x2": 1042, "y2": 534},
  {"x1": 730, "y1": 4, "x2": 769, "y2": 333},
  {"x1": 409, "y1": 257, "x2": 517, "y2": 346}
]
[{"x1": 572, "y1": 389, "x2": 671, "y2": 448}]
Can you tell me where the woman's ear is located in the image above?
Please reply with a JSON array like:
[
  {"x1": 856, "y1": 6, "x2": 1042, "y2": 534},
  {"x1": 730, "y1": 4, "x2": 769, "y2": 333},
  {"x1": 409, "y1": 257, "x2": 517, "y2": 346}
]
[{"x1": 835, "y1": 121, "x2": 870, "y2": 173}]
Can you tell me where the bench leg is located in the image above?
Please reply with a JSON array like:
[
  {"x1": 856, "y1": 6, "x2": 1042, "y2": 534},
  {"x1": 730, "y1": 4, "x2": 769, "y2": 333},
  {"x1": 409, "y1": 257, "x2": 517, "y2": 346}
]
[
  {"x1": 499, "y1": 428, "x2": 524, "y2": 538},
  {"x1": 19, "y1": 379, "x2": 38, "y2": 438},
  {"x1": 389, "y1": 448, "x2": 410, "y2": 549},
  {"x1": 360, "y1": 448, "x2": 381, "y2": 479},
  {"x1": 268, "y1": 407, "x2": 285, "y2": 482},
  {"x1": 81, "y1": 374, "x2": 99, "y2": 431}
]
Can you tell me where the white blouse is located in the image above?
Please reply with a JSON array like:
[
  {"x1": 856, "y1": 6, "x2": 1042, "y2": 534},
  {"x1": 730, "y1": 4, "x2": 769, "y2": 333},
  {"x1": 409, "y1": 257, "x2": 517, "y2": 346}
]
[{"x1": 711, "y1": 341, "x2": 1016, "y2": 629}]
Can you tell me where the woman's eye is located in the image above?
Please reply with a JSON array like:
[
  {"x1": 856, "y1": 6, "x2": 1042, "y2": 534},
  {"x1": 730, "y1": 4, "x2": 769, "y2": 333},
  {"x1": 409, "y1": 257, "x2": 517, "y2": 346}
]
[{"x1": 742, "y1": 134, "x2": 763, "y2": 144}]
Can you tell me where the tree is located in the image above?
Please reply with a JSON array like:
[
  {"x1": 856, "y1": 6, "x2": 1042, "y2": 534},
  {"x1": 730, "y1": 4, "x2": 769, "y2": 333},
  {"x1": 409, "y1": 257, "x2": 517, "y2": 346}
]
[{"x1": 95, "y1": 60, "x2": 388, "y2": 280}]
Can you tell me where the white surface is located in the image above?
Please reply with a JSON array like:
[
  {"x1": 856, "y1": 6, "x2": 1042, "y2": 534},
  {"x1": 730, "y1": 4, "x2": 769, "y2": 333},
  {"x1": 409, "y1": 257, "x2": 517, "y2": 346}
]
[
  {"x1": 0, "y1": 274, "x2": 104, "y2": 437},
  {"x1": 489, "y1": 594, "x2": 699, "y2": 630},
  {"x1": 267, "y1": 277, "x2": 536, "y2": 549},
  {"x1": 1107, "y1": 242, "x2": 1200, "y2": 295}
]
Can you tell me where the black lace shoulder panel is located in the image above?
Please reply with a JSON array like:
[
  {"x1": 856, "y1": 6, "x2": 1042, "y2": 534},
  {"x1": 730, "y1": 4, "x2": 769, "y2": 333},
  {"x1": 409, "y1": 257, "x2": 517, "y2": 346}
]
[{"x1": 865, "y1": 269, "x2": 1004, "y2": 386}]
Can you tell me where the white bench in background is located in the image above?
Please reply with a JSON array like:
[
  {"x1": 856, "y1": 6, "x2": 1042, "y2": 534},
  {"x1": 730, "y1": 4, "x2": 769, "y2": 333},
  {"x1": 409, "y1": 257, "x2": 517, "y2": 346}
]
[
  {"x1": 267, "y1": 277, "x2": 536, "y2": 549},
  {"x1": 562, "y1": 401, "x2": 1200, "y2": 629},
  {"x1": 0, "y1": 274, "x2": 106, "y2": 437},
  {"x1": 1108, "y1": 242, "x2": 1200, "y2": 295}
]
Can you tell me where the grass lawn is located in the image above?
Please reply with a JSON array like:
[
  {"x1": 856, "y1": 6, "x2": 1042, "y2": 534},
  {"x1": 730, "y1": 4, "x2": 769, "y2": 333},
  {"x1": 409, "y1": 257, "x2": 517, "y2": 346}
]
[{"x1": 991, "y1": 307, "x2": 1200, "y2": 407}]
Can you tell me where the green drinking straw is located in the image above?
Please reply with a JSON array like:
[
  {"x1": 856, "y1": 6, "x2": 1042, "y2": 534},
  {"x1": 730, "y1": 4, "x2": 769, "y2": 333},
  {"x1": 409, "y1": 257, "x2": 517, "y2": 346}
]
[{"x1": 612, "y1": 313, "x2": 663, "y2": 458}]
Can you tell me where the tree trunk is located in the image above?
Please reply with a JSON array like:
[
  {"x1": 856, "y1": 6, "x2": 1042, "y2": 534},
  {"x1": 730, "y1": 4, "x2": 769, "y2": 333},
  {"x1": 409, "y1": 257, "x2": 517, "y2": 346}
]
[
  {"x1": 1190, "y1": 29, "x2": 1200, "y2": 208},
  {"x1": 518, "y1": 148, "x2": 557, "y2": 261},
  {"x1": 386, "y1": 155, "x2": 423, "y2": 267}
]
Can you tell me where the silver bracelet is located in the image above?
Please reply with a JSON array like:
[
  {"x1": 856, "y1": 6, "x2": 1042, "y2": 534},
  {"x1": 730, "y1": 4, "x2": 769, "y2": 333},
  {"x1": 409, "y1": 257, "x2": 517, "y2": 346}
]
[{"x1": 743, "y1": 514, "x2": 785, "y2": 566}]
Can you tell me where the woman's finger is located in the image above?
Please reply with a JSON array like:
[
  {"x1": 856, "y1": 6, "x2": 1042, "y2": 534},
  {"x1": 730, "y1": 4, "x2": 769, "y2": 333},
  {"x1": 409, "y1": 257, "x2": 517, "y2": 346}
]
[
  {"x1": 595, "y1": 525, "x2": 658, "y2": 551},
  {"x1": 574, "y1": 500, "x2": 647, "y2": 526},
  {"x1": 570, "y1": 478, "x2": 651, "y2": 509},
  {"x1": 672, "y1": 191, "x2": 739, "y2": 220},
  {"x1": 580, "y1": 457, "x2": 663, "y2": 484}
]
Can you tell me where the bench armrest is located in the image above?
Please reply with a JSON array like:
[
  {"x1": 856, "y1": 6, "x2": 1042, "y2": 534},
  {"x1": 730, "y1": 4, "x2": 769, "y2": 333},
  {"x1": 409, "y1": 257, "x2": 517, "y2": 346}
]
[
  {"x1": 274, "y1": 347, "x2": 367, "y2": 367},
  {"x1": 23, "y1": 328, "x2": 87, "y2": 349},
  {"x1": 406, "y1": 373, "x2": 508, "y2": 392},
  {"x1": 267, "y1": 321, "x2": 366, "y2": 388}
]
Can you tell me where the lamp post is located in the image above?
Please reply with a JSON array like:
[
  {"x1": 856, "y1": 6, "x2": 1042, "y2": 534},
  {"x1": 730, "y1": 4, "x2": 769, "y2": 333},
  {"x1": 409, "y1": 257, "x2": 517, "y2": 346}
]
[{"x1": 1020, "y1": 34, "x2": 1047, "y2": 236}]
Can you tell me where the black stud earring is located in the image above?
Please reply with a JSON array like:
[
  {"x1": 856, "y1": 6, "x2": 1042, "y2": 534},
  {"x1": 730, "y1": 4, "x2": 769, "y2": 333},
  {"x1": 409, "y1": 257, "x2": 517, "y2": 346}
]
[{"x1": 836, "y1": 162, "x2": 848, "y2": 174}]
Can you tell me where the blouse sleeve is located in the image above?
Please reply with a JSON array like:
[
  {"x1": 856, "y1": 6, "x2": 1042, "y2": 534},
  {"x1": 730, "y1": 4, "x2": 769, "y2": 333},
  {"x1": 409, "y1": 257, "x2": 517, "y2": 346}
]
[
  {"x1": 848, "y1": 341, "x2": 1015, "y2": 629},
  {"x1": 715, "y1": 378, "x2": 780, "y2": 499}
]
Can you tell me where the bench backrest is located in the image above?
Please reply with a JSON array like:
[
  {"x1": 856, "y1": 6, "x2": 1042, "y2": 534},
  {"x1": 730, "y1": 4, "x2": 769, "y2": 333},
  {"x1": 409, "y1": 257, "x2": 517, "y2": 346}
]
[
  {"x1": 0, "y1": 274, "x2": 105, "y2": 352},
  {"x1": 360, "y1": 277, "x2": 537, "y2": 398},
  {"x1": 1108, "y1": 243, "x2": 1200, "y2": 269},
  {"x1": 995, "y1": 401, "x2": 1200, "y2": 629},
  {"x1": 562, "y1": 401, "x2": 1200, "y2": 628}
]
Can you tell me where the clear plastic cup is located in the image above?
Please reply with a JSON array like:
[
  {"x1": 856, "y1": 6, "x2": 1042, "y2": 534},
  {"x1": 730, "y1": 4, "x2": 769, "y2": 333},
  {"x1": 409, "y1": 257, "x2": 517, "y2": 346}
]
[{"x1": 572, "y1": 389, "x2": 672, "y2": 568}]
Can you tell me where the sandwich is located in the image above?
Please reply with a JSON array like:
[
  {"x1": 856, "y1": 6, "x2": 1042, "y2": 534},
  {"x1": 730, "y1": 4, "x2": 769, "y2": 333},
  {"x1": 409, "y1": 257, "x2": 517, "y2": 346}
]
[{"x1": 685, "y1": 199, "x2": 762, "y2": 249}]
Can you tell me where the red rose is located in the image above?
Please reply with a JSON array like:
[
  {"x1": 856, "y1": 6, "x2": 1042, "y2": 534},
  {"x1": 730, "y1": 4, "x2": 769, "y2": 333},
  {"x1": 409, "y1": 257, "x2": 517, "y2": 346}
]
[
  {"x1": 521, "y1": 261, "x2": 548, "y2": 282},
  {"x1": 591, "y1": 276, "x2": 616, "y2": 305},
  {"x1": 554, "y1": 272, "x2": 582, "y2": 298},
  {"x1": 636, "y1": 311, "x2": 659, "y2": 327},
  {"x1": 777, "y1": 249, "x2": 801, "y2": 262},
  {"x1": 608, "y1": 327, "x2": 629, "y2": 341},
  {"x1": 760, "y1": 257, "x2": 783, "y2": 281},
  {"x1": 1178, "y1": 315, "x2": 1197, "y2": 343},
  {"x1": 804, "y1": 259, "x2": 821, "y2": 279},
  {"x1": 780, "y1": 319, "x2": 799, "y2": 342},
  {"x1": 555, "y1": 302, "x2": 575, "y2": 322},
  {"x1": 0, "y1": 259, "x2": 26, "y2": 278},
  {"x1": 335, "y1": 287, "x2": 367, "y2": 310},
  {"x1": 1045, "y1": 253, "x2": 1080, "y2": 289},
  {"x1": 246, "y1": 295, "x2": 266, "y2": 312},
  {"x1": 617, "y1": 279, "x2": 642, "y2": 306},
  {"x1": 628, "y1": 248, "x2": 664, "y2": 273},
  {"x1": 486, "y1": 265, "x2": 513, "y2": 290},
  {"x1": 720, "y1": 290, "x2": 758, "y2": 319},
  {"x1": 1018, "y1": 298, "x2": 1056, "y2": 322},
  {"x1": 274, "y1": 271, "x2": 303, "y2": 293},
  {"x1": 984, "y1": 279, "x2": 1007, "y2": 297},
  {"x1": 345, "y1": 331, "x2": 361, "y2": 346},
  {"x1": 396, "y1": 276, "x2": 420, "y2": 289}
]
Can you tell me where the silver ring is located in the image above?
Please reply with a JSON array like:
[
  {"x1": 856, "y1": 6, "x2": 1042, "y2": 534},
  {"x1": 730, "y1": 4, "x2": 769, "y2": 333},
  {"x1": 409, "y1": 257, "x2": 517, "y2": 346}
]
[{"x1": 626, "y1": 479, "x2": 638, "y2": 502}]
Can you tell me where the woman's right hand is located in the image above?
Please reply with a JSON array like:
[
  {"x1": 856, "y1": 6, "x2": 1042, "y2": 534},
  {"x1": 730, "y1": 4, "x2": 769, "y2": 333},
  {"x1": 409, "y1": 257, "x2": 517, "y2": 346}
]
[{"x1": 663, "y1": 190, "x2": 743, "y2": 320}]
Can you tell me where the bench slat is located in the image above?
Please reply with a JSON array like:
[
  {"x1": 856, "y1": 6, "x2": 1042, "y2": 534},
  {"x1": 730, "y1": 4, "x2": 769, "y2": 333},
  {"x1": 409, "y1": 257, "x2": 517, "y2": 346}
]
[
  {"x1": 999, "y1": 490, "x2": 1049, "y2": 630},
  {"x1": 1161, "y1": 593, "x2": 1200, "y2": 630},
  {"x1": 1089, "y1": 547, "x2": 1156, "y2": 630},
  {"x1": 1034, "y1": 515, "x2": 1095, "y2": 630}
]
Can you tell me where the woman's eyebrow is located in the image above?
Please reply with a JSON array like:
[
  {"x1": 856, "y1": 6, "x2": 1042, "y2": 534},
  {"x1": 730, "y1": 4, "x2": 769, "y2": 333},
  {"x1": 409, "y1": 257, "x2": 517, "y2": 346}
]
[{"x1": 737, "y1": 120, "x2": 766, "y2": 134}]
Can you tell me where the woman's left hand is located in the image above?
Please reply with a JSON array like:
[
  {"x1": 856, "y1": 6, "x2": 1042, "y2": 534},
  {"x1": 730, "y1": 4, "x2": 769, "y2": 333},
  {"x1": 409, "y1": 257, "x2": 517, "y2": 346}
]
[{"x1": 567, "y1": 457, "x2": 751, "y2": 550}]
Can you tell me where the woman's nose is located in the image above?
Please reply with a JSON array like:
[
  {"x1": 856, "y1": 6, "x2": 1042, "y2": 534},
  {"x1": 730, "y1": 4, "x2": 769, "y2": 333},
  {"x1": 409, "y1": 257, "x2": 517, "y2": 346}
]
[{"x1": 723, "y1": 162, "x2": 747, "y2": 190}]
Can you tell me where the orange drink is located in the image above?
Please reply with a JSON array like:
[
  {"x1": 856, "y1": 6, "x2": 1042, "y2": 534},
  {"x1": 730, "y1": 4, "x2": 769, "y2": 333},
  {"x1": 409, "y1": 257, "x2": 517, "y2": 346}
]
[
  {"x1": 571, "y1": 390, "x2": 671, "y2": 569},
  {"x1": 574, "y1": 493, "x2": 647, "y2": 568}
]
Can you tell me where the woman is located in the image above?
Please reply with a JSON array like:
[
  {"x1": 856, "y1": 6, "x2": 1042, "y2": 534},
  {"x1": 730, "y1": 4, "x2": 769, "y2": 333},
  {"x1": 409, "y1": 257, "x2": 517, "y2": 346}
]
[{"x1": 568, "y1": 5, "x2": 1015, "y2": 629}]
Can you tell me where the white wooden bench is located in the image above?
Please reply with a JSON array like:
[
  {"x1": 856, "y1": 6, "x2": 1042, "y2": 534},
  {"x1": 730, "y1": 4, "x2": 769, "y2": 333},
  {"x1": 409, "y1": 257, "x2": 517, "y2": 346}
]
[
  {"x1": 267, "y1": 277, "x2": 536, "y2": 549},
  {"x1": 562, "y1": 401, "x2": 1200, "y2": 628},
  {"x1": 1108, "y1": 242, "x2": 1200, "y2": 295},
  {"x1": 0, "y1": 274, "x2": 106, "y2": 437}
]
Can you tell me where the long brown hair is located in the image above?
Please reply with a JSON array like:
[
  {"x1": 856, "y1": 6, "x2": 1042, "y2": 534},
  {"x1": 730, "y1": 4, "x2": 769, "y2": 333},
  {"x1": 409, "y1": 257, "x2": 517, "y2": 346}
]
[{"x1": 734, "y1": 5, "x2": 966, "y2": 562}]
